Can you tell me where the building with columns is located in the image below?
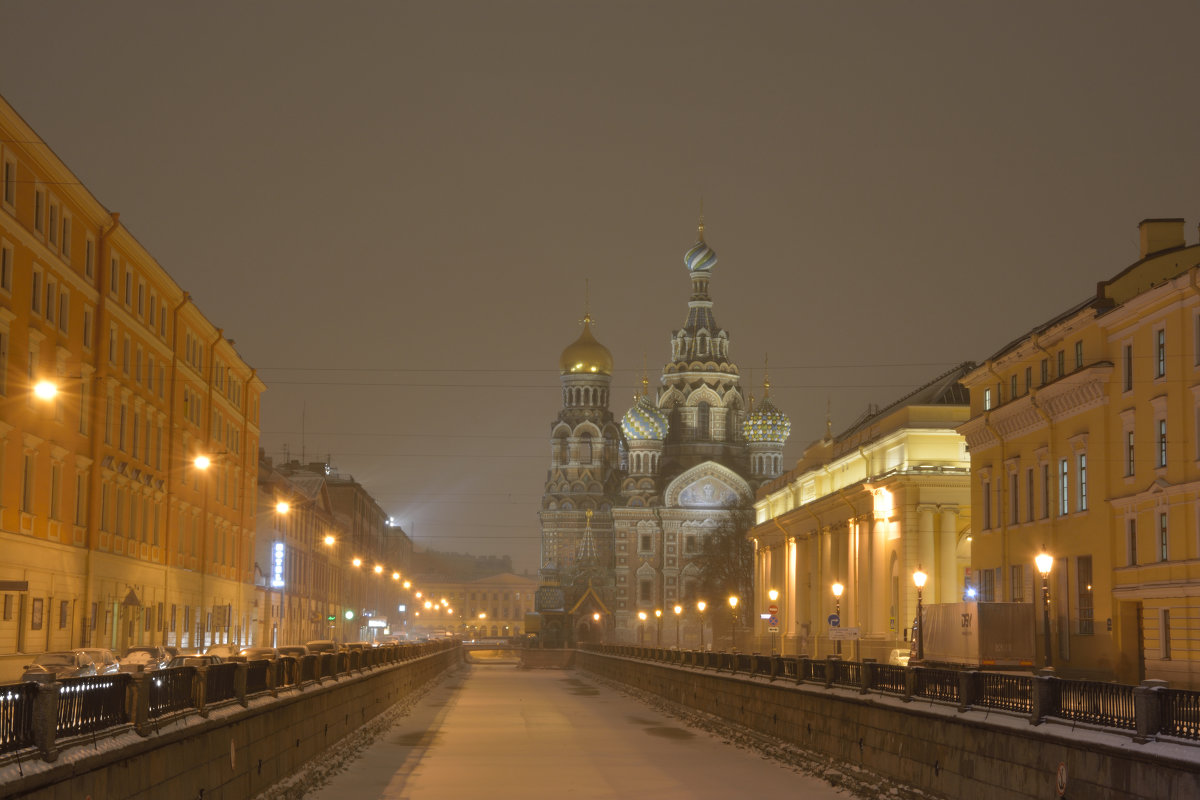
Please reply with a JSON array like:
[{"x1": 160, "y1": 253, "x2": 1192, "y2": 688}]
[
  {"x1": 959, "y1": 218, "x2": 1200, "y2": 687},
  {"x1": 750, "y1": 365, "x2": 973, "y2": 660},
  {"x1": 539, "y1": 222, "x2": 791, "y2": 645}
]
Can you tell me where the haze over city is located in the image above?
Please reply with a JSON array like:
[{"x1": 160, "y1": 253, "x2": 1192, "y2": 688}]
[{"x1": 3, "y1": 1, "x2": 1199, "y2": 573}]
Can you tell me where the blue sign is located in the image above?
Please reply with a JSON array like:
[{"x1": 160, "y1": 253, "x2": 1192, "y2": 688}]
[
  {"x1": 768, "y1": 615, "x2": 778, "y2": 626},
  {"x1": 828, "y1": 613, "x2": 840, "y2": 628}
]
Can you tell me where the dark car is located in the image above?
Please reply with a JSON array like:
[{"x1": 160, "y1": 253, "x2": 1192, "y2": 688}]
[
  {"x1": 80, "y1": 648, "x2": 122, "y2": 675},
  {"x1": 276, "y1": 644, "x2": 310, "y2": 659},
  {"x1": 21, "y1": 651, "x2": 98, "y2": 682},
  {"x1": 234, "y1": 646, "x2": 278, "y2": 662},
  {"x1": 305, "y1": 640, "x2": 339, "y2": 655},
  {"x1": 167, "y1": 654, "x2": 224, "y2": 668},
  {"x1": 121, "y1": 645, "x2": 172, "y2": 671}
]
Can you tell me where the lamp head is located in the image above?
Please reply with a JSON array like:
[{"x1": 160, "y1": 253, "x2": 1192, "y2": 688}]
[
  {"x1": 194, "y1": 455, "x2": 211, "y2": 470},
  {"x1": 1035, "y1": 549, "x2": 1053, "y2": 576},
  {"x1": 697, "y1": 601, "x2": 707, "y2": 613},
  {"x1": 655, "y1": 609, "x2": 662, "y2": 618},
  {"x1": 673, "y1": 605, "x2": 682, "y2": 615},
  {"x1": 768, "y1": 589, "x2": 779, "y2": 602},
  {"x1": 831, "y1": 582, "x2": 844, "y2": 599},
  {"x1": 276, "y1": 501, "x2": 290, "y2": 514},
  {"x1": 728, "y1": 596, "x2": 738, "y2": 609},
  {"x1": 913, "y1": 567, "x2": 927, "y2": 589},
  {"x1": 33, "y1": 380, "x2": 57, "y2": 400},
  {"x1": 638, "y1": 611, "x2": 647, "y2": 621}
]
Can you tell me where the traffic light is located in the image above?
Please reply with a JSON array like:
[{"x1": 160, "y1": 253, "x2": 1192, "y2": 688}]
[{"x1": 326, "y1": 614, "x2": 336, "y2": 622}]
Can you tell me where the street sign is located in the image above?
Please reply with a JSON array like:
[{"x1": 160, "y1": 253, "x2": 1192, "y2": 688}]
[
  {"x1": 768, "y1": 626, "x2": 779, "y2": 633},
  {"x1": 829, "y1": 627, "x2": 860, "y2": 640},
  {"x1": 767, "y1": 615, "x2": 778, "y2": 626},
  {"x1": 768, "y1": 604, "x2": 779, "y2": 615},
  {"x1": 827, "y1": 613, "x2": 840, "y2": 627}
]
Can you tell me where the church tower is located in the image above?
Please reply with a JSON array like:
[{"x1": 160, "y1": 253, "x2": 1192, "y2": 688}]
[{"x1": 539, "y1": 312, "x2": 621, "y2": 583}]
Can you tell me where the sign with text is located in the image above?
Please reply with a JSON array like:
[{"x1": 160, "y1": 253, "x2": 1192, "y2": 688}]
[{"x1": 829, "y1": 627, "x2": 860, "y2": 640}]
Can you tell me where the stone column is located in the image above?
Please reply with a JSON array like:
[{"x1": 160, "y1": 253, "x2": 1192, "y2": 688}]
[
  {"x1": 917, "y1": 505, "x2": 935, "y2": 601},
  {"x1": 32, "y1": 681, "x2": 60, "y2": 762},
  {"x1": 940, "y1": 507, "x2": 959, "y2": 602}
]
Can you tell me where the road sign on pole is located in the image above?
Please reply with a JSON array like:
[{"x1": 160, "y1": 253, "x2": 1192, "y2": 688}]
[
  {"x1": 827, "y1": 613, "x2": 840, "y2": 628},
  {"x1": 768, "y1": 604, "x2": 779, "y2": 615}
]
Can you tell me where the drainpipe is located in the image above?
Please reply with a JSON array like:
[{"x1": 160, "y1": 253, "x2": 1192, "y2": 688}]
[
  {"x1": 165, "y1": 293, "x2": 191, "y2": 645},
  {"x1": 981, "y1": 360, "x2": 1010, "y2": 599}
]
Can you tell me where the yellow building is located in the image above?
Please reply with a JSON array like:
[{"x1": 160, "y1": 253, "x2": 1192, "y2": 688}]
[
  {"x1": 750, "y1": 366, "x2": 973, "y2": 660},
  {"x1": 959, "y1": 218, "x2": 1200, "y2": 687},
  {"x1": 0, "y1": 94, "x2": 264, "y2": 677},
  {"x1": 415, "y1": 573, "x2": 537, "y2": 638}
]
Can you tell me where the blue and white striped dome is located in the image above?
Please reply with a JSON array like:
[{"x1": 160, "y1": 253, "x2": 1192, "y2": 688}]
[
  {"x1": 684, "y1": 238, "x2": 717, "y2": 273},
  {"x1": 622, "y1": 395, "x2": 670, "y2": 441}
]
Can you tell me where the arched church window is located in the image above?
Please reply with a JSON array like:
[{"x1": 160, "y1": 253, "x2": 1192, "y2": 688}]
[
  {"x1": 696, "y1": 402, "x2": 710, "y2": 440},
  {"x1": 579, "y1": 432, "x2": 593, "y2": 463}
]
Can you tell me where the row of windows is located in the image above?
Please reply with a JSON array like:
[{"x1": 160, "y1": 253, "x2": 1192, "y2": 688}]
[
  {"x1": 977, "y1": 556, "x2": 1094, "y2": 634},
  {"x1": 110, "y1": 257, "x2": 169, "y2": 340}
]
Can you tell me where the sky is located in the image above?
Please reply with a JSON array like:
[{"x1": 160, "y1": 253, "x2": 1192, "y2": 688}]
[{"x1": 3, "y1": 2, "x2": 1199, "y2": 573}]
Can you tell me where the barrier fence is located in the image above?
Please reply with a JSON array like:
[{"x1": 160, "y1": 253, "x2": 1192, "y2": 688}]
[
  {"x1": 586, "y1": 643, "x2": 1200, "y2": 744},
  {"x1": 0, "y1": 639, "x2": 457, "y2": 762}
]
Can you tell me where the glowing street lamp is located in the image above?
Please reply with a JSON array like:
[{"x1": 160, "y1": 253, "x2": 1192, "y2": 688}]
[
  {"x1": 767, "y1": 588, "x2": 779, "y2": 655},
  {"x1": 697, "y1": 601, "x2": 707, "y2": 651},
  {"x1": 637, "y1": 610, "x2": 648, "y2": 645},
  {"x1": 275, "y1": 501, "x2": 290, "y2": 514},
  {"x1": 913, "y1": 566, "x2": 927, "y2": 662},
  {"x1": 728, "y1": 596, "x2": 739, "y2": 652},
  {"x1": 323, "y1": 534, "x2": 335, "y2": 546},
  {"x1": 33, "y1": 380, "x2": 58, "y2": 400},
  {"x1": 655, "y1": 609, "x2": 663, "y2": 647},
  {"x1": 352, "y1": 557, "x2": 363, "y2": 568},
  {"x1": 831, "y1": 582, "x2": 844, "y2": 655},
  {"x1": 1035, "y1": 549, "x2": 1054, "y2": 668},
  {"x1": 673, "y1": 605, "x2": 683, "y2": 647}
]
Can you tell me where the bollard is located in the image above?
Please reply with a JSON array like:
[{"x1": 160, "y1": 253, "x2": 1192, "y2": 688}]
[
  {"x1": 130, "y1": 672, "x2": 151, "y2": 737},
  {"x1": 957, "y1": 670, "x2": 980, "y2": 712},
  {"x1": 1133, "y1": 680, "x2": 1168, "y2": 743},
  {"x1": 32, "y1": 681, "x2": 60, "y2": 762},
  {"x1": 1030, "y1": 673, "x2": 1055, "y2": 726},
  {"x1": 902, "y1": 666, "x2": 916, "y2": 702},
  {"x1": 195, "y1": 665, "x2": 210, "y2": 717},
  {"x1": 860, "y1": 661, "x2": 873, "y2": 695}
]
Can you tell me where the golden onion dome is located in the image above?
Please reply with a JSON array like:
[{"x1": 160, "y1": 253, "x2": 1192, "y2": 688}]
[{"x1": 559, "y1": 314, "x2": 613, "y2": 376}]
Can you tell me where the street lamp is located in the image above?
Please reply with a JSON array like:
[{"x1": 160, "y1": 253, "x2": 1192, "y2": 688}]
[
  {"x1": 913, "y1": 566, "x2": 927, "y2": 662},
  {"x1": 655, "y1": 609, "x2": 662, "y2": 647},
  {"x1": 831, "y1": 582, "x2": 844, "y2": 656},
  {"x1": 673, "y1": 605, "x2": 682, "y2": 648},
  {"x1": 1035, "y1": 548, "x2": 1054, "y2": 669},
  {"x1": 767, "y1": 588, "x2": 779, "y2": 655},
  {"x1": 727, "y1": 596, "x2": 739, "y2": 652},
  {"x1": 697, "y1": 601, "x2": 707, "y2": 651},
  {"x1": 638, "y1": 611, "x2": 647, "y2": 645}
]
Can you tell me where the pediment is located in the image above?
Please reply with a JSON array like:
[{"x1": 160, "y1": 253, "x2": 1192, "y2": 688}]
[{"x1": 663, "y1": 461, "x2": 753, "y2": 509}]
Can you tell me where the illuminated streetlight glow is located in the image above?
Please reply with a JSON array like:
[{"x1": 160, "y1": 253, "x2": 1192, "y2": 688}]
[
  {"x1": 323, "y1": 534, "x2": 335, "y2": 546},
  {"x1": 352, "y1": 557, "x2": 363, "y2": 568},
  {"x1": 276, "y1": 501, "x2": 290, "y2": 514},
  {"x1": 33, "y1": 380, "x2": 57, "y2": 400},
  {"x1": 374, "y1": 564, "x2": 383, "y2": 575},
  {"x1": 913, "y1": 565, "x2": 927, "y2": 662},
  {"x1": 392, "y1": 571, "x2": 400, "y2": 580},
  {"x1": 1036, "y1": 548, "x2": 1054, "y2": 668},
  {"x1": 831, "y1": 582, "x2": 844, "y2": 656},
  {"x1": 403, "y1": 581, "x2": 411, "y2": 589},
  {"x1": 194, "y1": 455, "x2": 211, "y2": 470}
]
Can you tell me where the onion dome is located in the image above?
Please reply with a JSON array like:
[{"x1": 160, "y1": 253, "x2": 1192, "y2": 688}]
[
  {"x1": 744, "y1": 395, "x2": 791, "y2": 444},
  {"x1": 559, "y1": 314, "x2": 613, "y2": 375},
  {"x1": 622, "y1": 394, "x2": 670, "y2": 441},
  {"x1": 684, "y1": 238, "x2": 717, "y2": 273}
]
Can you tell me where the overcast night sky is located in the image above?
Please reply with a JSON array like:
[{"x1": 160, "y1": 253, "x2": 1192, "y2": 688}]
[{"x1": 3, "y1": 2, "x2": 1199, "y2": 573}]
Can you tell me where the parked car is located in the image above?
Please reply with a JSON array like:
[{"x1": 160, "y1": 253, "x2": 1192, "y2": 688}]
[
  {"x1": 121, "y1": 646, "x2": 172, "y2": 671},
  {"x1": 80, "y1": 648, "x2": 122, "y2": 675},
  {"x1": 205, "y1": 644, "x2": 238, "y2": 659},
  {"x1": 343, "y1": 641, "x2": 369, "y2": 652},
  {"x1": 21, "y1": 651, "x2": 98, "y2": 683},
  {"x1": 234, "y1": 646, "x2": 279, "y2": 662},
  {"x1": 305, "y1": 640, "x2": 339, "y2": 655},
  {"x1": 167, "y1": 654, "x2": 224, "y2": 668},
  {"x1": 276, "y1": 645, "x2": 310, "y2": 659}
]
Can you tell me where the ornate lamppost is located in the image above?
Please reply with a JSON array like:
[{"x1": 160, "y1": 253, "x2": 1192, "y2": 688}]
[
  {"x1": 1035, "y1": 548, "x2": 1054, "y2": 669},
  {"x1": 767, "y1": 588, "x2": 779, "y2": 655},
  {"x1": 728, "y1": 595, "x2": 739, "y2": 652},
  {"x1": 831, "y1": 582, "x2": 844, "y2": 656},
  {"x1": 673, "y1": 605, "x2": 682, "y2": 648},
  {"x1": 637, "y1": 611, "x2": 647, "y2": 645},
  {"x1": 912, "y1": 566, "x2": 927, "y2": 662},
  {"x1": 654, "y1": 609, "x2": 662, "y2": 647},
  {"x1": 697, "y1": 601, "x2": 707, "y2": 650}
]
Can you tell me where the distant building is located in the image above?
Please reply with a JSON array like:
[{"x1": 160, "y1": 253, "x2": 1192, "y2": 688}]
[
  {"x1": 540, "y1": 221, "x2": 791, "y2": 645},
  {"x1": 0, "y1": 94, "x2": 264, "y2": 673},
  {"x1": 959, "y1": 219, "x2": 1200, "y2": 687},
  {"x1": 751, "y1": 365, "x2": 973, "y2": 660},
  {"x1": 270, "y1": 458, "x2": 411, "y2": 642},
  {"x1": 412, "y1": 573, "x2": 537, "y2": 638}
]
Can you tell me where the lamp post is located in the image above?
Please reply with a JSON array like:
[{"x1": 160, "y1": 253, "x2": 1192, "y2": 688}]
[
  {"x1": 831, "y1": 582, "x2": 844, "y2": 656},
  {"x1": 767, "y1": 588, "x2": 779, "y2": 655},
  {"x1": 727, "y1": 596, "x2": 739, "y2": 652},
  {"x1": 673, "y1": 605, "x2": 682, "y2": 648},
  {"x1": 1035, "y1": 548, "x2": 1054, "y2": 669},
  {"x1": 637, "y1": 611, "x2": 647, "y2": 645},
  {"x1": 592, "y1": 611, "x2": 601, "y2": 643},
  {"x1": 654, "y1": 609, "x2": 662, "y2": 647},
  {"x1": 697, "y1": 601, "x2": 707, "y2": 651},
  {"x1": 912, "y1": 566, "x2": 927, "y2": 662}
]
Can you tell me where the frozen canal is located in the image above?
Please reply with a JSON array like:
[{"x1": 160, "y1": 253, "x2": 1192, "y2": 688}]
[{"x1": 301, "y1": 662, "x2": 857, "y2": 800}]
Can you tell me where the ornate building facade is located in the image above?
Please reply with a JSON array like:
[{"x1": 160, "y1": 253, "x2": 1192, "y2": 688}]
[{"x1": 539, "y1": 223, "x2": 790, "y2": 644}]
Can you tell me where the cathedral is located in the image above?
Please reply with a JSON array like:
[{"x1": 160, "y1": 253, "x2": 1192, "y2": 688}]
[{"x1": 538, "y1": 222, "x2": 792, "y2": 645}]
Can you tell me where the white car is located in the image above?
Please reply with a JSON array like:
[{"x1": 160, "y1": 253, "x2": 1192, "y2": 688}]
[{"x1": 80, "y1": 648, "x2": 121, "y2": 675}]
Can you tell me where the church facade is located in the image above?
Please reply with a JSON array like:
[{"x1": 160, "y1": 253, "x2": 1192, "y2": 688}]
[{"x1": 538, "y1": 223, "x2": 791, "y2": 645}]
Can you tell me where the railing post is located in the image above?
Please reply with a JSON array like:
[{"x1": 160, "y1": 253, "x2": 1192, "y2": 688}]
[
  {"x1": 769, "y1": 654, "x2": 779, "y2": 682},
  {"x1": 902, "y1": 666, "x2": 916, "y2": 702},
  {"x1": 1030, "y1": 673, "x2": 1055, "y2": 726},
  {"x1": 195, "y1": 665, "x2": 210, "y2": 717},
  {"x1": 824, "y1": 656, "x2": 837, "y2": 689},
  {"x1": 235, "y1": 662, "x2": 249, "y2": 708},
  {"x1": 1133, "y1": 679, "x2": 1168, "y2": 743},
  {"x1": 958, "y1": 670, "x2": 980, "y2": 712},
  {"x1": 129, "y1": 672, "x2": 152, "y2": 737},
  {"x1": 796, "y1": 657, "x2": 807, "y2": 685},
  {"x1": 860, "y1": 660, "x2": 873, "y2": 695},
  {"x1": 32, "y1": 681, "x2": 60, "y2": 762}
]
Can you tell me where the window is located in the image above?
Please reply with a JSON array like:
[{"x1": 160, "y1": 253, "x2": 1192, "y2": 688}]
[
  {"x1": 984, "y1": 388, "x2": 992, "y2": 411},
  {"x1": 981, "y1": 568, "x2": 998, "y2": 602},
  {"x1": 21, "y1": 453, "x2": 34, "y2": 512},
  {"x1": 1156, "y1": 329, "x2": 1166, "y2": 379},
  {"x1": 1024, "y1": 366, "x2": 1032, "y2": 395},
  {"x1": 1057, "y1": 350, "x2": 1065, "y2": 377},
  {"x1": 639, "y1": 580, "x2": 652, "y2": 602},
  {"x1": 1127, "y1": 431, "x2": 1135, "y2": 476},
  {"x1": 110, "y1": 258, "x2": 119, "y2": 294},
  {"x1": 685, "y1": 534, "x2": 697, "y2": 554},
  {"x1": 1041, "y1": 359, "x2": 1048, "y2": 385},
  {"x1": 59, "y1": 599, "x2": 69, "y2": 629},
  {"x1": 1010, "y1": 375, "x2": 1017, "y2": 400},
  {"x1": 82, "y1": 308, "x2": 92, "y2": 349},
  {"x1": 34, "y1": 189, "x2": 43, "y2": 232},
  {"x1": 1077, "y1": 453, "x2": 1087, "y2": 512},
  {"x1": 1161, "y1": 609, "x2": 1172, "y2": 659},
  {"x1": 981, "y1": 479, "x2": 991, "y2": 529},
  {"x1": 48, "y1": 203, "x2": 58, "y2": 246},
  {"x1": 49, "y1": 463, "x2": 61, "y2": 520},
  {"x1": 1010, "y1": 472, "x2": 1019, "y2": 525},
  {"x1": 1059, "y1": 460, "x2": 1068, "y2": 516},
  {"x1": 1074, "y1": 341, "x2": 1083, "y2": 370},
  {"x1": 61, "y1": 215, "x2": 70, "y2": 257},
  {"x1": 696, "y1": 402, "x2": 710, "y2": 440},
  {"x1": 85, "y1": 238, "x2": 95, "y2": 278},
  {"x1": 639, "y1": 534, "x2": 652, "y2": 552},
  {"x1": 1010, "y1": 565, "x2": 1025, "y2": 603},
  {"x1": 2, "y1": 159, "x2": 14, "y2": 206},
  {"x1": 1159, "y1": 512, "x2": 1168, "y2": 561},
  {"x1": 31, "y1": 268, "x2": 41, "y2": 313},
  {"x1": 1041, "y1": 464, "x2": 1050, "y2": 519},
  {"x1": 1158, "y1": 419, "x2": 1167, "y2": 468},
  {"x1": 74, "y1": 473, "x2": 86, "y2": 526},
  {"x1": 2, "y1": 594, "x2": 11, "y2": 621},
  {"x1": 1077, "y1": 556, "x2": 1093, "y2": 635},
  {"x1": 0, "y1": 243, "x2": 11, "y2": 292},
  {"x1": 1123, "y1": 344, "x2": 1133, "y2": 391},
  {"x1": 57, "y1": 290, "x2": 68, "y2": 333},
  {"x1": 45, "y1": 279, "x2": 55, "y2": 324},
  {"x1": 124, "y1": 270, "x2": 132, "y2": 305},
  {"x1": 1026, "y1": 468, "x2": 1034, "y2": 522},
  {"x1": 1128, "y1": 518, "x2": 1138, "y2": 566}
]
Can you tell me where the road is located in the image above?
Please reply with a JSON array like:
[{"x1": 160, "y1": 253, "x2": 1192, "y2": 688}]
[{"x1": 301, "y1": 660, "x2": 857, "y2": 800}]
